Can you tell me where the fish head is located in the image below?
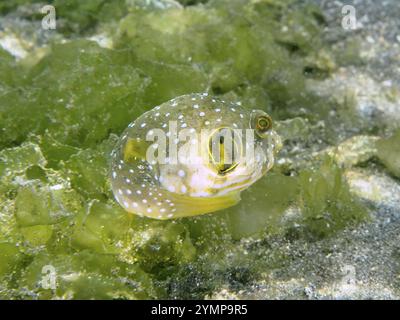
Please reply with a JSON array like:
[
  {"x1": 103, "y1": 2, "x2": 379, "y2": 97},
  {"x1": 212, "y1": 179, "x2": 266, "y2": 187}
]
[{"x1": 154, "y1": 95, "x2": 282, "y2": 198}]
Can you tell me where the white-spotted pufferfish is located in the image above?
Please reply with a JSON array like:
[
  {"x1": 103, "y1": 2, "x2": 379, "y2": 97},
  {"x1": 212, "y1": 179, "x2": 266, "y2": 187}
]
[{"x1": 110, "y1": 93, "x2": 282, "y2": 219}]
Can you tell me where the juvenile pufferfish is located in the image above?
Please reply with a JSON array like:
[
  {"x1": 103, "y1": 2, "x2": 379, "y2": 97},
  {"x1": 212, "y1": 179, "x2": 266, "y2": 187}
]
[{"x1": 110, "y1": 93, "x2": 282, "y2": 219}]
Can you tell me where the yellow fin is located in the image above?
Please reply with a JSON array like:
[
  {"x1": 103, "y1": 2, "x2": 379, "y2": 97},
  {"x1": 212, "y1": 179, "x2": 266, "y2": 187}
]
[{"x1": 162, "y1": 191, "x2": 241, "y2": 219}]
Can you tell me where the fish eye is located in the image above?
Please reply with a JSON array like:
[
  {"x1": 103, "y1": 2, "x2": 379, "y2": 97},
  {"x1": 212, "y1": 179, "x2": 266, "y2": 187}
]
[
  {"x1": 251, "y1": 111, "x2": 273, "y2": 138},
  {"x1": 208, "y1": 127, "x2": 241, "y2": 175}
]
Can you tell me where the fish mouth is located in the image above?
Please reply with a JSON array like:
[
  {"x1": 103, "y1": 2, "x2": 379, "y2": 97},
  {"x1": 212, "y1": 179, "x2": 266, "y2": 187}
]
[
  {"x1": 216, "y1": 162, "x2": 240, "y2": 175},
  {"x1": 209, "y1": 170, "x2": 263, "y2": 196}
]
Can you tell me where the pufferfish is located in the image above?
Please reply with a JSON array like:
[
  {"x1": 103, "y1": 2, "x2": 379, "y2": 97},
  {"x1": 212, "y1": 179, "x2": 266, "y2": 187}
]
[{"x1": 110, "y1": 93, "x2": 281, "y2": 219}]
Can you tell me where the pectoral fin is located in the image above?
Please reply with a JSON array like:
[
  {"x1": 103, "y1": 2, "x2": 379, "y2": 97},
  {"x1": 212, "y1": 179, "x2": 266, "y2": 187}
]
[{"x1": 123, "y1": 138, "x2": 150, "y2": 162}]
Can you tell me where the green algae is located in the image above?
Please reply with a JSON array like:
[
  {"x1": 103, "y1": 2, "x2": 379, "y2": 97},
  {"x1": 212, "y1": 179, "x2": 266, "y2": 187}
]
[
  {"x1": 296, "y1": 157, "x2": 368, "y2": 239},
  {"x1": 377, "y1": 130, "x2": 400, "y2": 178},
  {"x1": 14, "y1": 180, "x2": 80, "y2": 227},
  {"x1": 17, "y1": 251, "x2": 159, "y2": 299},
  {"x1": 0, "y1": 0, "x2": 374, "y2": 299}
]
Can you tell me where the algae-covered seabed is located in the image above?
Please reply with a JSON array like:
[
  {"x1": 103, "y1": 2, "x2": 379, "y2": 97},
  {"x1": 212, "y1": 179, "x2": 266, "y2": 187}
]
[{"x1": 0, "y1": 0, "x2": 400, "y2": 299}]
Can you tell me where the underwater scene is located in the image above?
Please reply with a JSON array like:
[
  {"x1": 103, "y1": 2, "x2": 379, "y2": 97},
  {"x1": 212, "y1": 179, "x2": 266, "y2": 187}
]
[{"x1": 0, "y1": 0, "x2": 400, "y2": 300}]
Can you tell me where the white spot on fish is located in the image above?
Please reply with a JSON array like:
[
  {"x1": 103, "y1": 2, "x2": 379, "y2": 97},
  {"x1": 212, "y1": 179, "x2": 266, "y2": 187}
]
[{"x1": 178, "y1": 170, "x2": 185, "y2": 177}]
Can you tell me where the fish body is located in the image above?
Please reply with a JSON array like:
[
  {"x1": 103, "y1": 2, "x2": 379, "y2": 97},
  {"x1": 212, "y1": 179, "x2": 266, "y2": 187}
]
[{"x1": 110, "y1": 93, "x2": 281, "y2": 219}]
